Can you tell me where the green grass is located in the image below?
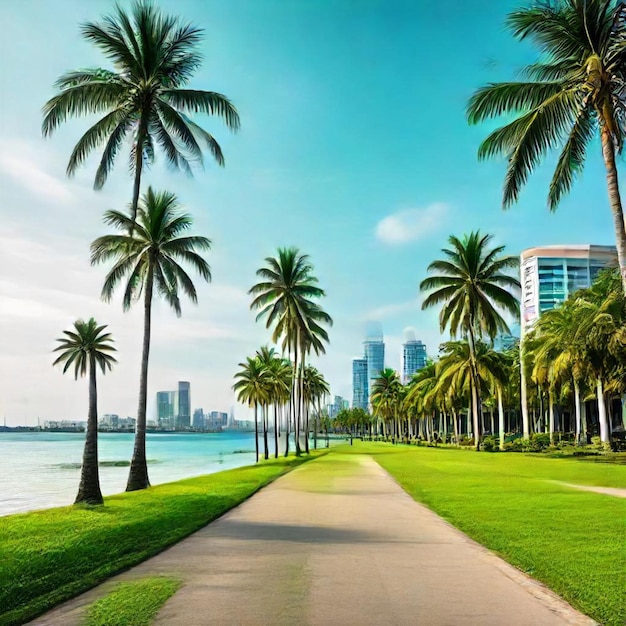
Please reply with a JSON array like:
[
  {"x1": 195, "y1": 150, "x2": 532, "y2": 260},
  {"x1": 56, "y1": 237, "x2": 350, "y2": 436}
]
[
  {"x1": 0, "y1": 453, "x2": 325, "y2": 626},
  {"x1": 85, "y1": 577, "x2": 182, "y2": 626},
  {"x1": 334, "y1": 442, "x2": 626, "y2": 626}
]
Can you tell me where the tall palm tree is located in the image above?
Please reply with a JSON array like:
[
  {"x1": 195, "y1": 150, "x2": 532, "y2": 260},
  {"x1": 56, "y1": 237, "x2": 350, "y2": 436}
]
[
  {"x1": 42, "y1": 1, "x2": 240, "y2": 226},
  {"x1": 91, "y1": 187, "x2": 211, "y2": 490},
  {"x1": 303, "y1": 365, "x2": 330, "y2": 452},
  {"x1": 53, "y1": 318, "x2": 116, "y2": 505},
  {"x1": 420, "y1": 231, "x2": 520, "y2": 449},
  {"x1": 467, "y1": 0, "x2": 626, "y2": 293},
  {"x1": 371, "y1": 369, "x2": 402, "y2": 440},
  {"x1": 233, "y1": 357, "x2": 269, "y2": 463},
  {"x1": 249, "y1": 247, "x2": 332, "y2": 455}
]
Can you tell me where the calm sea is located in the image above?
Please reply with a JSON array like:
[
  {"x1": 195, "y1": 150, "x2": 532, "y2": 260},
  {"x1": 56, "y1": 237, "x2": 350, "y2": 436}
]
[{"x1": 0, "y1": 431, "x2": 261, "y2": 516}]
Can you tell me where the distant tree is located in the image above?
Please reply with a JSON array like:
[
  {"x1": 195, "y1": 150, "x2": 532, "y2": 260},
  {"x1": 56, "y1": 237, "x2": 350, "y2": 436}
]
[
  {"x1": 42, "y1": 1, "x2": 239, "y2": 226},
  {"x1": 249, "y1": 247, "x2": 332, "y2": 455},
  {"x1": 467, "y1": 0, "x2": 626, "y2": 292},
  {"x1": 53, "y1": 318, "x2": 116, "y2": 505},
  {"x1": 233, "y1": 357, "x2": 269, "y2": 463},
  {"x1": 91, "y1": 187, "x2": 210, "y2": 490}
]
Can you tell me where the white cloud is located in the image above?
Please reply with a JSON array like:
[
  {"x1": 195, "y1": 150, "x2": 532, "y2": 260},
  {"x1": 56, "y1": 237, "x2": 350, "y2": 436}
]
[
  {"x1": 375, "y1": 203, "x2": 449, "y2": 245},
  {"x1": 0, "y1": 140, "x2": 74, "y2": 204},
  {"x1": 362, "y1": 299, "x2": 420, "y2": 321}
]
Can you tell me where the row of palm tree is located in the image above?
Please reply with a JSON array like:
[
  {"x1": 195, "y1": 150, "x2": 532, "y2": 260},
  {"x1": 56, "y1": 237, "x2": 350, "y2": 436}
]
[
  {"x1": 236, "y1": 247, "x2": 333, "y2": 457},
  {"x1": 233, "y1": 346, "x2": 330, "y2": 461},
  {"x1": 365, "y1": 248, "x2": 624, "y2": 451},
  {"x1": 48, "y1": 2, "x2": 238, "y2": 504}
]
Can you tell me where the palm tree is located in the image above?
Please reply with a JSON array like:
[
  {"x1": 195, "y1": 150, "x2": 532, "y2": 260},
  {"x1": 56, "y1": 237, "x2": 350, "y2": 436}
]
[
  {"x1": 233, "y1": 357, "x2": 269, "y2": 463},
  {"x1": 467, "y1": 0, "x2": 626, "y2": 292},
  {"x1": 371, "y1": 369, "x2": 402, "y2": 440},
  {"x1": 91, "y1": 187, "x2": 210, "y2": 490},
  {"x1": 249, "y1": 247, "x2": 332, "y2": 455},
  {"x1": 42, "y1": 1, "x2": 240, "y2": 226},
  {"x1": 53, "y1": 318, "x2": 116, "y2": 505},
  {"x1": 303, "y1": 365, "x2": 330, "y2": 452},
  {"x1": 420, "y1": 231, "x2": 520, "y2": 449}
]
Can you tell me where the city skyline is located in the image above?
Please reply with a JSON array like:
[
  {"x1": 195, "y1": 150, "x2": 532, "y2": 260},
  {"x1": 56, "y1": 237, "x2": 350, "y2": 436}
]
[{"x1": 0, "y1": 0, "x2": 621, "y2": 425}]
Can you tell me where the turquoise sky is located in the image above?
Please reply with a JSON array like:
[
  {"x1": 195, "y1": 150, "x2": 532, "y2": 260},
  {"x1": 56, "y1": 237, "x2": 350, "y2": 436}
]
[{"x1": 0, "y1": 0, "x2": 620, "y2": 424}]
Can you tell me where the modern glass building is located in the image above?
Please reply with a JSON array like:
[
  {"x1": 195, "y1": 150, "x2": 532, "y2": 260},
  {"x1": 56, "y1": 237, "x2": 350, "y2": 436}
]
[
  {"x1": 520, "y1": 245, "x2": 618, "y2": 334},
  {"x1": 177, "y1": 381, "x2": 191, "y2": 429},
  {"x1": 364, "y1": 339, "x2": 385, "y2": 398},
  {"x1": 402, "y1": 339, "x2": 427, "y2": 383},
  {"x1": 352, "y1": 357, "x2": 368, "y2": 410},
  {"x1": 156, "y1": 391, "x2": 177, "y2": 429}
]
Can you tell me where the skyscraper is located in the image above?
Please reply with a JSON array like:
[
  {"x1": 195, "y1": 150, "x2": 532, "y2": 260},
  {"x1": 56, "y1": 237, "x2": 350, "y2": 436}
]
[
  {"x1": 363, "y1": 322, "x2": 385, "y2": 401},
  {"x1": 352, "y1": 357, "x2": 368, "y2": 410},
  {"x1": 177, "y1": 381, "x2": 191, "y2": 429},
  {"x1": 156, "y1": 391, "x2": 177, "y2": 429},
  {"x1": 520, "y1": 245, "x2": 617, "y2": 335},
  {"x1": 402, "y1": 330, "x2": 427, "y2": 383}
]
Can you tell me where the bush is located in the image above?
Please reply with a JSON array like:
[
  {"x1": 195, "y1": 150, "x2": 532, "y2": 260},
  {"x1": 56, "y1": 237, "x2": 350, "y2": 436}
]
[{"x1": 482, "y1": 436, "x2": 498, "y2": 452}]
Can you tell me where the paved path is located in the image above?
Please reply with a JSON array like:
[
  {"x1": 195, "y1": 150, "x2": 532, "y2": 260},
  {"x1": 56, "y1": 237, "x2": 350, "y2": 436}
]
[{"x1": 32, "y1": 455, "x2": 595, "y2": 626}]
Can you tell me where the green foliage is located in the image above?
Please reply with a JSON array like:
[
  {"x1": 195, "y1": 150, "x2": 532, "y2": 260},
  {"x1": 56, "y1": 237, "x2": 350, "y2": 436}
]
[
  {"x1": 0, "y1": 455, "x2": 323, "y2": 626},
  {"x1": 337, "y1": 443, "x2": 626, "y2": 626},
  {"x1": 481, "y1": 435, "x2": 497, "y2": 452},
  {"x1": 86, "y1": 577, "x2": 181, "y2": 626},
  {"x1": 43, "y1": 1, "x2": 239, "y2": 198}
]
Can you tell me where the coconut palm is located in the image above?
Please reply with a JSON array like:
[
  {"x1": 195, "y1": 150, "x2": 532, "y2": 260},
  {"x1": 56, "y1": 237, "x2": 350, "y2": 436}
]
[
  {"x1": 467, "y1": 0, "x2": 626, "y2": 292},
  {"x1": 249, "y1": 247, "x2": 332, "y2": 455},
  {"x1": 420, "y1": 231, "x2": 520, "y2": 448},
  {"x1": 42, "y1": 1, "x2": 240, "y2": 226},
  {"x1": 91, "y1": 187, "x2": 211, "y2": 490},
  {"x1": 303, "y1": 365, "x2": 330, "y2": 452},
  {"x1": 53, "y1": 318, "x2": 116, "y2": 505},
  {"x1": 233, "y1": 357, "x2": 270, "y2": 463},
  {"x1": 371, "y1": 369, "x2": 402, "y2": 440}
]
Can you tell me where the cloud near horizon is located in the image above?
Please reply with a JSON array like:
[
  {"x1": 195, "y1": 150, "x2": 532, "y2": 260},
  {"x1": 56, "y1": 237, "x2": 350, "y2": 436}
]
[{"x1": 375, "y1": 203, "x2": 449, "y2": 245}]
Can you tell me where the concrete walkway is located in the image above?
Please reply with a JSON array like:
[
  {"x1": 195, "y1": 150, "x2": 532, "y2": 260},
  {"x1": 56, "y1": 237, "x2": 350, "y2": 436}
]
[{"x1": 32, "y1": 455, "x2": 595, "y2": 626}]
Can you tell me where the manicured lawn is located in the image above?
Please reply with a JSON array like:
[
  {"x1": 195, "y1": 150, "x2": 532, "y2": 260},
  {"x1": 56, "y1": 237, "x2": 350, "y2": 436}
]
[
  {"x1": 0, "y1": 453, "x2": 324, "y2": 626},
  {"x1": 335, "y1": 442, "x2": 625, "y2": 626},
  {"x1": 85, "y1": 577, "x2": 182, "y2": 626}
]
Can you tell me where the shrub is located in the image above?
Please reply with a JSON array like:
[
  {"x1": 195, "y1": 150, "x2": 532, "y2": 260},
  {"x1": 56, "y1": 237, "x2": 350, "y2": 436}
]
[{"x1": 482, "y1": 436, "x2": 498, "y2": 452}]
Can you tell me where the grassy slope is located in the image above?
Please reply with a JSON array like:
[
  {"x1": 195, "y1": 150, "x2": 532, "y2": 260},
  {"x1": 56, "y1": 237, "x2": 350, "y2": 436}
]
[
  {"x1": 336, "y1": 443, "x2": 625, "y2": 626},
  {"x1": 0, "y1": 454, "x2": 324, "y2": 626},
  {"x1": 85, "y1": 577, "x2": 182, "y2": 626}
]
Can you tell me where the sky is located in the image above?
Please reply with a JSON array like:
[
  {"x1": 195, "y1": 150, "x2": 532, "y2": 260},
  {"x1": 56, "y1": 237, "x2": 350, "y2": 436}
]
[{"x1": 0, "y1": 0, "x2": 621, "y2": 425}]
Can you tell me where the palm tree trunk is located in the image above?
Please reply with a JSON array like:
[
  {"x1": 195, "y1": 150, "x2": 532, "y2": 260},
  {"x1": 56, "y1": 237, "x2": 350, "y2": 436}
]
[
  {"x1": 293, "y1": 342, "x2": 301, "y2": 456},
  {"x1": 466, "y1": 327, "x2": 482, "y2": 450},
  {"x1": 75, "y1": 358, "x2": 103, "y2": 505},
  {"x1": 452, "y1": 407, "x2": 459, "y2": 446},
  {"x1": 284, "y1": 401, "x2": 290, "y2": 458},
  {"x1": 600, "y1": 127, "x2": 626, "y2": 294},
  {"x1": 304, "y1": 400, "x2": 310, "y2": 454},
  {"x1": 549, "y1": 389, "x2": 555, "y2": 445},
  {"x1": 126, "y1": 264, "x2": 153, "y2": 491},
  {"x1": 254, "y1": 403, "x2": 259, "y2": 462},
  {"x1": 497, "y1": 386, "x2": 505, "y2": 452},
  {"x1": 574, "y1": 380, "x2": 582, "y2": 445},
  {"x1": 129, "y1": 114, "x2": 148, "y2": 228},
  {"x1": 597, "y1": 378, "x2": 610, "y2": 444},
  {"x1": 274, "y1": 403, "x2": 279, "y2": 459},
  {"x1": 263, "y1": 404, "x2": 269, "y2": 460},
  {"x1": 520, "y1": 342, "x2": 530, "y2": 439}
]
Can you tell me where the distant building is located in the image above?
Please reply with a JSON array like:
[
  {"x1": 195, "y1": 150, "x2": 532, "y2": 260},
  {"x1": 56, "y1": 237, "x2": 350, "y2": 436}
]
[
  {"x1": 192, "y1": 408, "x2": 205, "y2": 429},
  {"x1": 207, "y1": 411, "x2": 228, "y2": 429},
  {"x1": 99, "y1": 413, "x2": 119, "y2": 430},
  {"x1": 402, "y1": 336, "x2": 427, "y2": 384},
  {"x1": 157, "y1": 391, "x2": 177, "y2": 429},
  {"x1": 156, "y1": 381, "x2": 192, "y2": 430},
  {"x1": 327, "y1": 395, "x2": 349, "y2": 418},
  {"x1": 364, "y1": 339, "x2": 385, "y2": 395},
  {"x1": 520, "y1": 245, "x2": 617, "y2": 335},
  {"x1": 352, "y1": 357, "x2": 368, "y2": 410},
  {"x1": 177, "y1": 382, "x2": 191, "y2": 429}
]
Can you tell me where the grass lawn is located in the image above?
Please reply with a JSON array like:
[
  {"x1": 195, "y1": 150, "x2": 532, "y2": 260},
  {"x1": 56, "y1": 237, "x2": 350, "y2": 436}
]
[
  {"x1": 0, "y1": 453, "x2": 325, "y2": 626},
  {"x1": 85, "y1": 577, "x2": 182, "y2": 626},
  {"x1": 335, "y1": 442, "x2": 625, "y2": 626}
]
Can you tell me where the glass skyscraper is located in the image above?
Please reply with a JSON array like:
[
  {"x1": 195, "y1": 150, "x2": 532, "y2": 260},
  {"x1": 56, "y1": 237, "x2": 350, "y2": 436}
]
[
  {"x1": 352, "y1": 358, "x2": 368, "y2": 410},
  {"x1": 520, "y1": 245, "x2": 617, "y2": 335},
  {"x1": 364, "y1": 339, "x2": 385, "y2": 398},
  {"x1": 156, "y1": 381, "x2": 191, "y2": 429},
  {"x1": 402, "y1": 339, "x2": 427, "y2": 383}
]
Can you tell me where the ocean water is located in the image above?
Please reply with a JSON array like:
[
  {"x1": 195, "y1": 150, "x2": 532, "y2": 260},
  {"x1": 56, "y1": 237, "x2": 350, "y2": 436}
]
[{"x1": 0, "y1": 431, "x2": 262, "y2": 516}]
